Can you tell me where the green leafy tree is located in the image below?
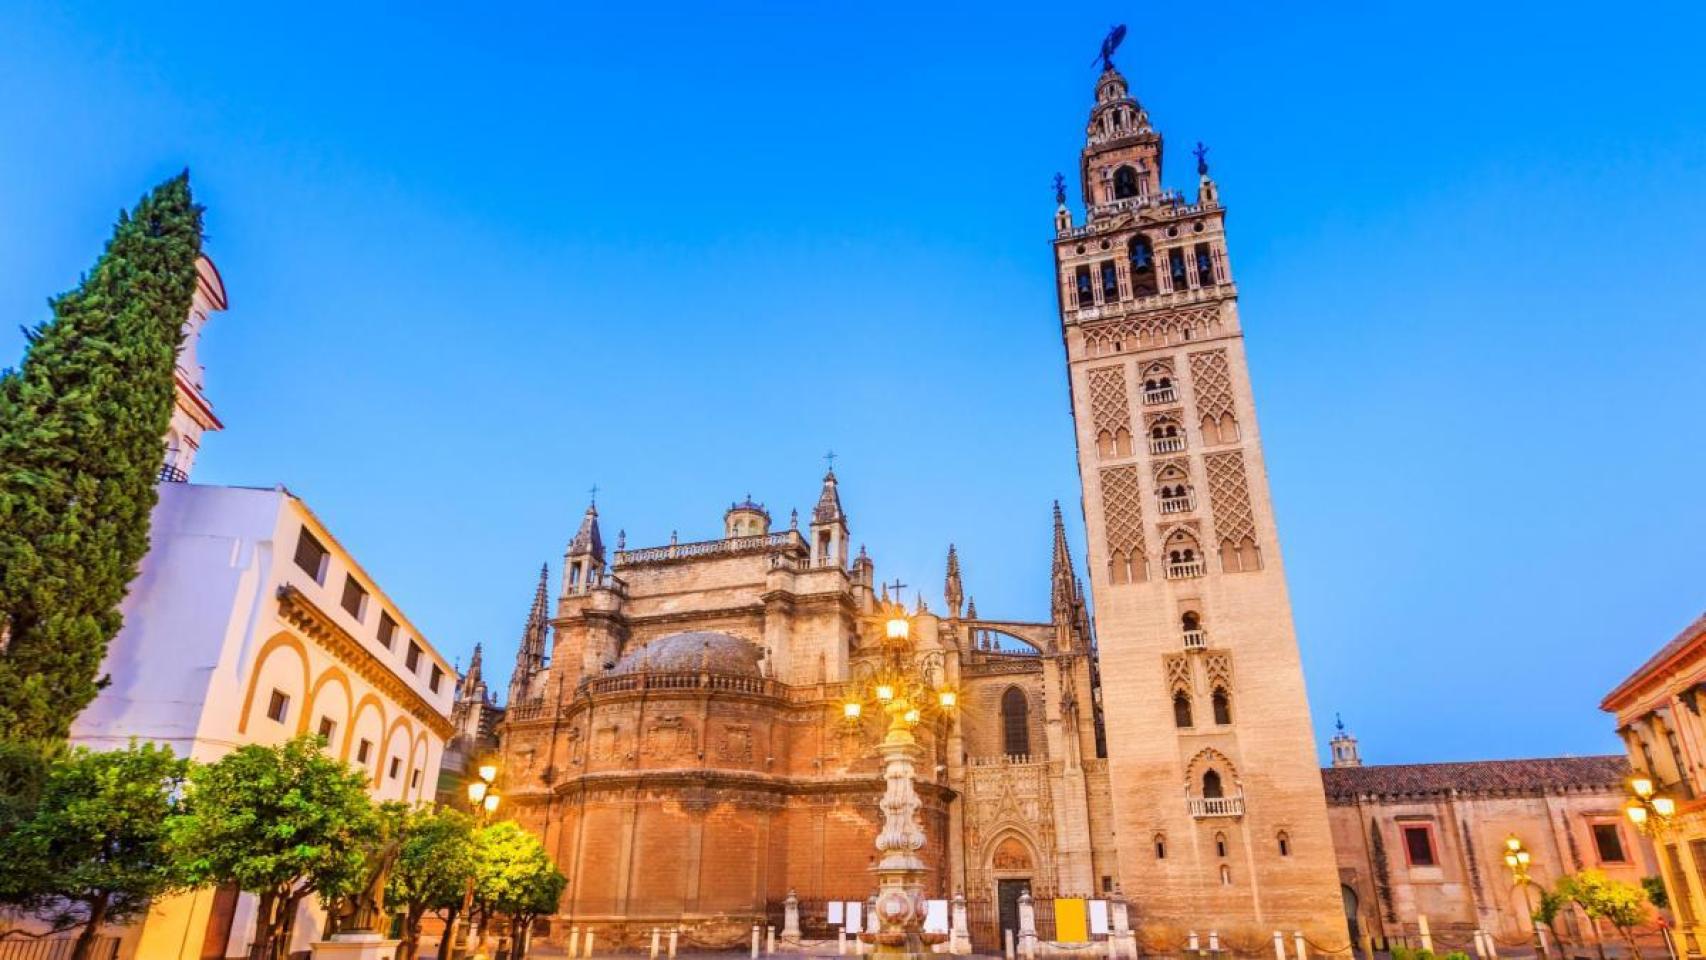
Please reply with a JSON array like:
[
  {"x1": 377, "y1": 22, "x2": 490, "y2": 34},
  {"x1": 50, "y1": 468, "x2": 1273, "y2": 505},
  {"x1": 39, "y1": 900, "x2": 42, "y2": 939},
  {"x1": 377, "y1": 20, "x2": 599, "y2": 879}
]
[
  {"x1": 167, "y1": 736, "x2": 380, "y2": 960},
  {"x1": 1641, "y1": 876, "x2": 1669, "y2": 911},
  {"x1": 0, "y1": 172, "x2": 204, "y2": 741},
  {"x1": 0, "y1": 742, "x2": 188, "y2": 960},
  {"x1": 385, "y1": 805, "x2": 475, "y2": 960},
  {"x1": 472, "y1": 821, "x2": 565, "y2": 960},
  {"x1": 1532, "y1": 886, "x2": 1570, "y2": 949},
  {"x1": 1559, "y1": 869, "x2": 1651, "y2": 960}
]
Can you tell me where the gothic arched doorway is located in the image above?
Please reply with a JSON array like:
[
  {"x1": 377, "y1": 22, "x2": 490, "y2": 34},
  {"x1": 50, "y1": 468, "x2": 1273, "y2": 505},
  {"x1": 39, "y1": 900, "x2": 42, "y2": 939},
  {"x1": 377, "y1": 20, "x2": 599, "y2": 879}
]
[{"x1": 1341, "y1": 884, "x2": 1362, "y2": 950}]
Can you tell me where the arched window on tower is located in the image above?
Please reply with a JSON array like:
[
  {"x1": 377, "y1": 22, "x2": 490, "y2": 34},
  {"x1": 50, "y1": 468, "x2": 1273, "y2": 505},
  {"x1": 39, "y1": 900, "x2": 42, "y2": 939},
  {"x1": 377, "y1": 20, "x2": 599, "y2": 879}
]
[
  {"x1": 1153, "y1": 833, "x2": 1167, "y2": 860},
  {"x1": 1212, "y1": 687, "x2": 1232, "y2": 725},
  {"x1": 1129, "y1": 237, "x2": 1159, "y2": 298},
  {"x1": 1100, "y1": 261, "x2": 1119, "y2": 301},
  {"x1": 1113, "y1": 165, "x2": 1140, "y2": 200},
  {"x1": 1074, "y1": 265, "x2": 1094, "y2": 308},
  {"x1": 1182, "y1": 611, "x2": 1205, "y2": 649},
  {"x1": 1277, "y1": 831, "x2": 1292, "y2": 857},
  {"x1": 1149, "y1": 419, "x2": 1185, "y2": 454},
  {"x1": 1002, "y1": 687, "x2": 1031, "y2": 757},
  {"x1": 1168, "y1": 249, "x2": 1189, "y2": 290},
  {"x1": 1215, "y1": 832, "x2": 1228, "y2": 858},
  {"x1": 1194, "y1": 243, "x2": 1217, "y2": 286},
  {"x1": 1202, "y1": 768, "x2": 1224, "y2": 799},
  {"x1": 1173, "y1": 691, "x2": 1193, "y2": 728}
]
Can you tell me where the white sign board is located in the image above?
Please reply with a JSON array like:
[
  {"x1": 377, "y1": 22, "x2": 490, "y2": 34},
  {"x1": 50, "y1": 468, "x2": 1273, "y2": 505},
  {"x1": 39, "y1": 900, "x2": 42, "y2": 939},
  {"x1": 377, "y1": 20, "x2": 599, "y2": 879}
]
[
  {"x1": 1089, "y1": 900, "x2": 1110, "y2": 936},
  {"x1": 828, "y1": 901, "x2": 844, "y2": 925},
  {"x1": 845, "y1": 901, "x2": 863, "y2": 934},
  {"x1": 924, "y1": 899, "x2": 950, "y2": 933}
]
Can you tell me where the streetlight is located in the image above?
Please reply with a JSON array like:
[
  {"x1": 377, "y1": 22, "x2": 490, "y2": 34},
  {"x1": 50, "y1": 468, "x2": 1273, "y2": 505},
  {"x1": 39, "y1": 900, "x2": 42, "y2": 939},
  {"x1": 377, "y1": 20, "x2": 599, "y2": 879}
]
[
  {"x1": 445, "y1": 761, "x2": 501, "y2": 960},
  {"x1": 1503, "y1": 835, "x2": 1546, "y2": 959},
  {"x1": 842, "y1": 604, "x2": 958, "y2": 958},
  {"x1": 1626, "y1": 774, "x2": 1677, "y2": 835}
]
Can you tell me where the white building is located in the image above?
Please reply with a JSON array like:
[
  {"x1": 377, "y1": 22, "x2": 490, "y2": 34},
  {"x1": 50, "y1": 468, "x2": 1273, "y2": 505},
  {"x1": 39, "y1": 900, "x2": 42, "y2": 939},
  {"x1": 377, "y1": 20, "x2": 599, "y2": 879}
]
[{"x1": 66, "y1": 257, "x2": 457, "y2": 959}]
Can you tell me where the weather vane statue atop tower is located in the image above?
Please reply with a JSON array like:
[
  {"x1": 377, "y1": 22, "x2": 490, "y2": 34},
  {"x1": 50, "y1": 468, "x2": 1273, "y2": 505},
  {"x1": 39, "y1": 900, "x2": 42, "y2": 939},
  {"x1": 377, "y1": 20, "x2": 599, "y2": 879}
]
[{"x1": 1096, "y1": 24, "x2": 1127, "y2": 71}]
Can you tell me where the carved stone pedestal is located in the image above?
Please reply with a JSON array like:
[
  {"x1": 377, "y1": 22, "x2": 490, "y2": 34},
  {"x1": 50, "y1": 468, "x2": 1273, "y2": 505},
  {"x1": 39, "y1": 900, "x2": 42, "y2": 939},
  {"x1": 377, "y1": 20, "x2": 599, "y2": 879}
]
[{"x1": 311, "y1": 932, "x2": 400, "y2": 960}]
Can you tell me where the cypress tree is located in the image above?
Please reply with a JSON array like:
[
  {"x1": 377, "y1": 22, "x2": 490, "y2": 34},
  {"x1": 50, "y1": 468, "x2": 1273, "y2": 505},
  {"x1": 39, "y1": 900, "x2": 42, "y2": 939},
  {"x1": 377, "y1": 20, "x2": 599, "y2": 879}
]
[{"x1": 0, "y1": 172, "x2": 203, "y2": 740}]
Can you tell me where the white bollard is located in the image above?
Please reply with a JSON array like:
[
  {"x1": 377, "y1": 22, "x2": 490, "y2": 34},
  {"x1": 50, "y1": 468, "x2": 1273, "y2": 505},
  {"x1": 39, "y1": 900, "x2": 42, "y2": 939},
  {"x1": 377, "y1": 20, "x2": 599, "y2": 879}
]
[
  {"x1": 1274, "y1": 932, "x2": 1287, "y2": 960},
  {"x1": 1486, "y1": 929, "x2": 1499, "y2": 960},
  {"x1": 652, "y1": 927, "x2": 661, "y2": 960},
  {"x1": 1293, "y1": 930, "x2": 1307, "y2": 960},
  {"x1": 1005, "y1": 929, "x2": 1016, "y2": 960},
  {"x1": 670, "y1": 928, "x2": 680, "y2": 959},
  {"x1": 570, "y1": 926, "x2": 582, "y2": 959},
  {"x1": 1190, "y1": 931, "x2": 1201, "y2": 954},
  {"x1": 839, "y1": 928, "x2": 848, "y2": 956},
  {"x1": 769, "y1": 926, "x2": 777, "y2": 956},
  {"x1": 1210, "y1": 931, "x2": 1220, "y2": 954},
  {"x1": 752, "y1": 924, "x2": 762, "y2": 960},
  {"x1": 585, "y1": 930, "x2": 596, "y2": 959},
  {"x1": 1418, "y1": 915, "x2": 1433, "y2": 955}
]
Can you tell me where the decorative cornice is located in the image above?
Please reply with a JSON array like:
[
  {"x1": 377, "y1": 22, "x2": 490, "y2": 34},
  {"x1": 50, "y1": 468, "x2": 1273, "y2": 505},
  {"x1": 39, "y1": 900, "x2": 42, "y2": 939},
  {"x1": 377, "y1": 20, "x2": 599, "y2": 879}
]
[{"x1": 275, "y1": 585, "x2": 454, "y2": 739}]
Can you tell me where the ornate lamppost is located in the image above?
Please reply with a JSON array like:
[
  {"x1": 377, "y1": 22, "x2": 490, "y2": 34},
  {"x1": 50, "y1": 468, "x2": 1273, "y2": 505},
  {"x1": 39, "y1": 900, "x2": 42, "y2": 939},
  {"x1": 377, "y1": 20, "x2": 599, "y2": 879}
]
[
  {"x1": 1625, "y1": 774, "x2": 1677, "y2": 834},
  {"x1": 444, "y1": 760, "x2": 502, "y2": 960},
  {"x1": 1503, "y1": 835, "x2": 1547, "y2": 959},
  {"x1": 842, "y1": 603, "x2": 957, "y2": 958}
]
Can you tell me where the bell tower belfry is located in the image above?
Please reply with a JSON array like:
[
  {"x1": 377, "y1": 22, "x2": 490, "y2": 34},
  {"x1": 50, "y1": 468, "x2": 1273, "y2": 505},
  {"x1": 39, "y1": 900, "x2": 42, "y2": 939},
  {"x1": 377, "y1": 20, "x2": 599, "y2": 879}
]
[{"x1": 1051, "y1": 33, "x2": 1345, "y2": 940}]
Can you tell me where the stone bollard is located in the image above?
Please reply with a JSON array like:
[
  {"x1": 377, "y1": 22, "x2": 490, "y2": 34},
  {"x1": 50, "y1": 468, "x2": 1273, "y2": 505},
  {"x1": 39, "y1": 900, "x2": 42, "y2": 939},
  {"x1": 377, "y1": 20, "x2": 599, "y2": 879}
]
[
  {"x1": 1005, "y1": 929, "x2": 1016, "y2": 960},
  {"x1": 585, "y1": 930, "x2": 597, "y2": 959},
  {"x1": 783, "y1": 890, "x2": 802, "y2": 947},
  {"x1": 651, "y1": 927, "x2": 661, "y2": 960},
  {"x1": 1189, "y1": 931, "x2": 1201, "y2": 954},
  {"x1": 1210, "y1": 931, "x2": 1220, "y2": 955},
  {"x1": 1111, "y1": 888, "x2": 1136, "y2": 960},
  {"x1": 1019, "y1": 893, "x2": 1038, "y2": 960},
  {"x1": 839, "y1": 928, "x2": 848, "y2": 956},
  {"x1": 1274, "y1": 931, "x2": 1288, "y2": 960},
  {"x1": 751, "y1": 924, "x2": 762, "y2": 960},
  {"x1": 1485, "y1": 929, "x2": 1499, "y2": 960},
  {"x1": 1417, "y1": 916, "x2": 1433, "y2": 955},
  {"x1": 669, "y1": 928, "x2": 679, "y2": 960},
  {"x1": 1360, "y1": 929, "x2": 1373, "y2": 960},
  {"x1": 570, "y1": 926, "x2": 581, "y2": 959},
  {"x1": 768, "y1": 926, "x2": 777, "y2": 956},
  {"x1": 1293, "y1": 931, "x2": 1306, "y2": 960},
  {"x1": 951, "y1": 893, "x2": 972, "y2": 956}
]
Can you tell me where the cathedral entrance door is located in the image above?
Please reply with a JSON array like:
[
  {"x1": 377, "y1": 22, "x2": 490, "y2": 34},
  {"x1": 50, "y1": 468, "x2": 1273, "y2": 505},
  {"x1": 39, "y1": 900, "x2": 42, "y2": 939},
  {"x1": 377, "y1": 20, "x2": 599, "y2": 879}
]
[{"x1": 998, "y1": 878, "x2": 1031, "y2": 941}]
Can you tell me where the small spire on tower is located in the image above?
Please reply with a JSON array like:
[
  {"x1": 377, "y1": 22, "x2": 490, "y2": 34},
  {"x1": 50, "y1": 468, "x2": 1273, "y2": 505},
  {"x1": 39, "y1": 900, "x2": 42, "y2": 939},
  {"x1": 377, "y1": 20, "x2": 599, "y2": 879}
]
[
  {"x1": 567, "y1": 501, "x2": 604, "y2": 562},
  {"x1": 507, "y1": 563, "x2": 552, "y2": 706},
  {"x1": 944, "y1": 544, "x2": 964, "y2": 619}
]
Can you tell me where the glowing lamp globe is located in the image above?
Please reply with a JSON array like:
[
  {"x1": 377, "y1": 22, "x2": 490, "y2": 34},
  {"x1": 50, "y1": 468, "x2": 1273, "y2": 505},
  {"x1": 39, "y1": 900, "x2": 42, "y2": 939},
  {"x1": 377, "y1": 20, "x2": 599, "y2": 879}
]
[
  {"x1": 886, "y1": 615, "x2": 909, "y2": 640},
  {"x1": 1654, "y1": 796, "x2": 1677, "y2": 818},
  {"x1": 483, "y1": 792, "x2": 500, "y2": 814},
  {"x1": 844, "y1": 701, "x2": 863, "y2": 720},
  {"x1": 875, "y1": 684, "x2": 896, "y2": 703},
  {"x1": 478, "y1": 763, "x2": 499, "y2": 783},
  {"x1": 468, "y1": 781, "x2": 489, "y2": 804}
]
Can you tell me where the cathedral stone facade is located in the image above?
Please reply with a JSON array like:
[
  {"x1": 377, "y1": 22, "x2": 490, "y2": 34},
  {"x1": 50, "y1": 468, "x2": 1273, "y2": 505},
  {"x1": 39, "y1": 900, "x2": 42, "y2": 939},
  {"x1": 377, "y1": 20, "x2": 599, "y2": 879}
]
[{"x1": 494, "y1": 52, "x2": 1345, "y2": 947}]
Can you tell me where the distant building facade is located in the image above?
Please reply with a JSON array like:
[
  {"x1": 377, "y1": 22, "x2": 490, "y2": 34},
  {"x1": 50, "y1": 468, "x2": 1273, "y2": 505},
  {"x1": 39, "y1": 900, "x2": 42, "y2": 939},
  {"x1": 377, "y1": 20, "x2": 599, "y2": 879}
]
[
  {"x1": 1603, "y1": 611, "x2": 1706, "y2": 956},
  {"x1": 1322, "y1": 722, "x2": 1654, "y2": 949},
  {"x1": 64, "y1": 261, "x2": 458, "y2": 960}
]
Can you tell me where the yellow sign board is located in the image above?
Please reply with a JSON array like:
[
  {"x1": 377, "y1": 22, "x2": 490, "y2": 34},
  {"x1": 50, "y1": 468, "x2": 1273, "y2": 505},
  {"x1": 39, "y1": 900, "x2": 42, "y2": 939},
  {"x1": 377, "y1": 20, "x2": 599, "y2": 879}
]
[{"x1": 1055, "y1": 898, "x2": 1088, "y2": 942}]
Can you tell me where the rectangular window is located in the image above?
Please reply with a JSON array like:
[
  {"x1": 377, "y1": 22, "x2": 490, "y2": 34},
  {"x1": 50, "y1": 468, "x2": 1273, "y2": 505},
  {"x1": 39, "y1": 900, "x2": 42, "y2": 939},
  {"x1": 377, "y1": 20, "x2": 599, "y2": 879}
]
[
  {"x1": 356, "y1": 738, "x2": 373, "y2": 765},
  {"x1": 316, "y1": 716, "x2": 336, "y2": 741},
  {"x1": 430, "y1": 664, "x2": 444, "y2": 693},
  {"x1": 293, "y1": 528, "x2": 329, "y2": 583},
  {"x1": 266, "y1": 689, "x2": 290, "y2": 724},
  {"x1": 388, "y1": 756, "x2": 401, "y2": 780},
  {"x1": 405, "y1": 640, "x2": 422, "y2": 672},
  {"x1": 377, "y1": 611, "x2": 397, "y2": 650},
  {"x1": 1099, "y1": 260, "x2": 1119, "y2": 300},
  {"x1": 410, "y1": 768, "x2": 422, "y2": 789},
  {"x1": 340, "y1": 575, "x2": 368, "y2": 620},
  {"x1": 1592, "y1": 822, "x2": 1628, "y2": 863},
  {"x1": 1402, "y1": 824, "x2": 1437, "y2": 866}
]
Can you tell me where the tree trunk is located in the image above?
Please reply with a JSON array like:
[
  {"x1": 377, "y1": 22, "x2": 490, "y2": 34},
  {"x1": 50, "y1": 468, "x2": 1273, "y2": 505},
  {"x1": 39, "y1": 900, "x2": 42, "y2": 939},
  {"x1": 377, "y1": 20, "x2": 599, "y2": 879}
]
[
  {"x1": 251, "y1": 891, "x2": 278, "y2": 960},
  {"x1": 70, "y1": 892, "x2": 110, "y2": 960},
  {"x1": 440, "y1": 903, "x2": 461, "y2": 960},
  {"x1": 1620, "y1": 925, "x2": 1643, "y2": 960},
  {"x1": 399, "y1": 905, "x2": 425, "y2": 960},
  {"x1": 275, "y1": 891, "x2": 307, "y2": 960}
]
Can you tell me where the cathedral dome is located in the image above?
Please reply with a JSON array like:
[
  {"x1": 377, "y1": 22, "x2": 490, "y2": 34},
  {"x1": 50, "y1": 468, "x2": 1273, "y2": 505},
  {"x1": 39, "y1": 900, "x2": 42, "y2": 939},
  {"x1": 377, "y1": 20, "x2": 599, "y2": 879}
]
[{"x1": 610, "y1": 631, "x2": 763, "y2": 677}]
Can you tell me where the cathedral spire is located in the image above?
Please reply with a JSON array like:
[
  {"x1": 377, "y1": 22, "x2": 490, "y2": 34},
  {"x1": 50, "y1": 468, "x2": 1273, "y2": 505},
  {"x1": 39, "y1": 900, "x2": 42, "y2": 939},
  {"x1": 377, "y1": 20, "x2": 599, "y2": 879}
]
[
  {"x1": 564, "y1": 500, "x2": 606, "y2": 594},
  {"x1": 508, "y1": 563, "x2": 551, "y2": 706},
  {"x1": 567, "y1": 501, "x2": 604, "y2": 563},
  {"x1": 459, "y1": 642, "x2": 485, "y2": 700},
  {"x1": 944, "y1": 544, "x2": 964, "y2": 620},
  {"x1": 809, "y1": 468, "x2": 849, "y2": 567},
  {"x1": 1051, "y1": 501, "x2": 1079, "y2": 621}
]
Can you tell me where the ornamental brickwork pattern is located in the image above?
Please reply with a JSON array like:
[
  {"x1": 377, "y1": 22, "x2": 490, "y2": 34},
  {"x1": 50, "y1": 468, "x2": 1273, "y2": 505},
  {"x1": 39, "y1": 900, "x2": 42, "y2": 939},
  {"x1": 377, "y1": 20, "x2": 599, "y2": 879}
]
[
  {"x1": 1081, "y1": 304, "x2": 1223, "y2": 356},
  {"x1": 1188, "y1": 348, "x2": 1235, "y2": 422},
  {"x1": 1203, "y1": 450, "x2": 1257, "y2": 548},
  {"x1": 1098, "y1": 465, "x2": 1146, "y2": 561},
  {"x1": 1087, "y1": 366, "x2": 1132, "y2": 436}
]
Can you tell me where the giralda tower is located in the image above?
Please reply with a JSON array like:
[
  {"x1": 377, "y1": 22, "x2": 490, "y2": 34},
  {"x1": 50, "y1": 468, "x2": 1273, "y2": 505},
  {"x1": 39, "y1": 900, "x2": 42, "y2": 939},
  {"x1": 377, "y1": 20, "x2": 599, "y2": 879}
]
[{"x1": 1052, "y1": 47, "x2": 1345, "y2": 936}]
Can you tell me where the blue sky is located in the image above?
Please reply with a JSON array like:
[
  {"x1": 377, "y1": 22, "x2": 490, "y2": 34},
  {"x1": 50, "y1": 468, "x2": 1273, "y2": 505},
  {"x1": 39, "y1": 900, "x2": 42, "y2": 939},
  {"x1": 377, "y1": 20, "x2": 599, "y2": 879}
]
[{"x1": 2, "y1": 2, "x2": 1702, "y2": 765}]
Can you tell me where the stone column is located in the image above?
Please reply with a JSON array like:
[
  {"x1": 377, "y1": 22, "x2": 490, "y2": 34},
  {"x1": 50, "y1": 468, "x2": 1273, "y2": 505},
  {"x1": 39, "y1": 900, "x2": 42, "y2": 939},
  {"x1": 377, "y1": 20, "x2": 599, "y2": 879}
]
[
  {"x1": 1110, "y1": 890, "x2": 1136, "y2": 960},
  {"x1": 1019, "y1": 892, "x2": 1038, "y2": 960},
  {"x1": 950, "y1": 893, "x2": 972, "y2": 956}
]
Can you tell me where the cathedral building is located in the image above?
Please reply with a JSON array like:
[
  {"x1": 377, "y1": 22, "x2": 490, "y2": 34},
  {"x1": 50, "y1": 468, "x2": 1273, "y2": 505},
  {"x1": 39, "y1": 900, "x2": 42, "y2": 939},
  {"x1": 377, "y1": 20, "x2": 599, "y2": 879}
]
[{"x1": 494, "y1": 46, "x2": 1346, "y2": 947}]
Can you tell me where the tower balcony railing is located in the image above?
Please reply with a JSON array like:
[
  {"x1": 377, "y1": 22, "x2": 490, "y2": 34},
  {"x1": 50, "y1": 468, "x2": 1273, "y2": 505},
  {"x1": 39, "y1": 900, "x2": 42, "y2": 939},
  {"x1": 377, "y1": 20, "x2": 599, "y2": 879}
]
[
  {"x1": 1143, "y1": 387, "x2": 1177, "y2": 405},
  {"x1": 1182, "y1": 630, "x2": 1206, "y2": 650},
  {"x1": 1167, "y1": 560, "x2": 1205, "y2": 580},
  {"x1": 1188, "y1": 794, "x2": 1245, "y2": 819},
  {"x1": 1159, "y1": 494, "x2": 1195, "y2": 515},
  {"x1": 615, "y1": 530, "x2": 805, "y2": 567},
  {"x1": 1150, "y1": 437, "x2": 1186, "y2": 454}
]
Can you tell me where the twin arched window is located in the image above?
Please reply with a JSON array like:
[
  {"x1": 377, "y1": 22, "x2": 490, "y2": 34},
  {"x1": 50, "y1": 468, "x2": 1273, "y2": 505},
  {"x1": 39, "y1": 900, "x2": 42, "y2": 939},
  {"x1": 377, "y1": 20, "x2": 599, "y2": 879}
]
[{"x1": 1002, "y1": 687, "x2": 1030, "y2": 757}]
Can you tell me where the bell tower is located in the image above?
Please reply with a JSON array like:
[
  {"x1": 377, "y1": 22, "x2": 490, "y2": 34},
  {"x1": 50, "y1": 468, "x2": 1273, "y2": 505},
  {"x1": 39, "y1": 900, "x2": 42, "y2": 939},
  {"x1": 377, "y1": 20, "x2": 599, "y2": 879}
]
[{"x1": 1052, "y1": 34, "x2": 1345, "y2": 939}]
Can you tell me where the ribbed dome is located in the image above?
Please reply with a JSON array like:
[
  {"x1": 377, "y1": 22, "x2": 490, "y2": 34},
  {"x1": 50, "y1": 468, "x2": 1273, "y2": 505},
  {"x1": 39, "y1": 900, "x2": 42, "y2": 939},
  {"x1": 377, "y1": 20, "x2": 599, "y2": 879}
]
[{"x1": 610, "y1": 631, "x2": 762, "y2": 677}]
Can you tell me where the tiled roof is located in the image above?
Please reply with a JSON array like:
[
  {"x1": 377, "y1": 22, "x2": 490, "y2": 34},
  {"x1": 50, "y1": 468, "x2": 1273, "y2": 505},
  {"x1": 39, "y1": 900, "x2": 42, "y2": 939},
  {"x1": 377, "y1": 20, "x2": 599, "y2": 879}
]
[
  {"x1": 1602, "y1": 611, "x2": 1706, "y2": 711},
  {"x1": 1321, "y1": 755, "x2": 1629, "y2": 802}
]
